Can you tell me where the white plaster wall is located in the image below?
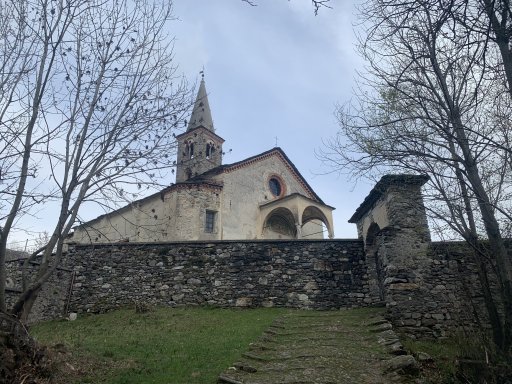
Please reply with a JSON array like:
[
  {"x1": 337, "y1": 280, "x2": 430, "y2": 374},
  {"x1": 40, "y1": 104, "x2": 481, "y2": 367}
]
[
  {"x1": 133, "y1": 192, "x2": 178, "y2": 242},
  {"x1": 72, "y1": 207, "x2": 139, "y2": 243},
  {"x1": 360, "y1": 194, "x2": 390, "y2": 243},
  {"x1": 302, "y1": 220, "x2": 325, "y2": 239},
  {"x1": 214, "y1": 154, "x2": 314, "y2": 239}
]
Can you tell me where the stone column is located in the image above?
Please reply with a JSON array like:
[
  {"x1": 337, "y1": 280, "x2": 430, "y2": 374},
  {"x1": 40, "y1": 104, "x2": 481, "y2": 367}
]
[{"x1": 295, "y1": 223, "x2": 302, "y2": 239}]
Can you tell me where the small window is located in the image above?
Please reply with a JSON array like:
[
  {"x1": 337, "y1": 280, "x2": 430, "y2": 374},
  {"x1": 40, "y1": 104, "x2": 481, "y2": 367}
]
[
  {"x1": 269, "y1": 177, "x2": 282, "y2": 197},
  {"x1": 205, "y1": 210, "x2": 216, "y2": 233}
]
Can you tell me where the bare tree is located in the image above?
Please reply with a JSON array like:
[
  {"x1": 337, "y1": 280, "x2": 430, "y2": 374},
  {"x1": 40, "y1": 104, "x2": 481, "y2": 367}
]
[
  {"x1": 321, "y1": 0, "x2": 512, "y2": 357},
  {"x1": 0, "y1": 0, "x2": 191, "y2": 321},
  {"x1": 241, "y1": 0, "x2": 332, "y2": 15}
]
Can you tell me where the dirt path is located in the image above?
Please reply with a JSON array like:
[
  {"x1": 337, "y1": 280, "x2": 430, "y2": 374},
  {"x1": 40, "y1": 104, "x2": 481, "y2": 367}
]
[{"x1": 218, "y1": 308, "x2": 396, "y2": 384}]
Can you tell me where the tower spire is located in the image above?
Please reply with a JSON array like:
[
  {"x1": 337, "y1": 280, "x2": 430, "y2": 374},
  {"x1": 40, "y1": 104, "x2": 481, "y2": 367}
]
[{"x1": 187, "y1": 73, "x2": 214, "y2": 132}]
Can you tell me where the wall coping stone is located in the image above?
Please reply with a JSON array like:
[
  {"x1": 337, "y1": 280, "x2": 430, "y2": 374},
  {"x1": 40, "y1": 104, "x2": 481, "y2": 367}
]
[
  {"x1": 5, "y1": 258, "x2": 73, "y2": 272},
  {"x1": 69, "y1": 238, "x2": 363, "y2": 250}
]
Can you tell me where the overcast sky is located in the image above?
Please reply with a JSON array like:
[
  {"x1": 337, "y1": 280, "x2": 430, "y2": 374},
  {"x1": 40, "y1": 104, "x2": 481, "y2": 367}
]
[
  {"x1": 10, "y1": 0, "x2": 375, "y2": 248},
  {"x1": 170, "y1": 0, "x2": 373, "y2": 238}
]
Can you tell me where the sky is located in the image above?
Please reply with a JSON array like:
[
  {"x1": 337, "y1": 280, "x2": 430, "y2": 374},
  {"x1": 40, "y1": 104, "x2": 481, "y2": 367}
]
[
  {"x1": 9, "y1": 0, "x2": 376, "y2": 248},
  {"x1": 169, "y1": 0, "x2": 373, "y2": 238}
]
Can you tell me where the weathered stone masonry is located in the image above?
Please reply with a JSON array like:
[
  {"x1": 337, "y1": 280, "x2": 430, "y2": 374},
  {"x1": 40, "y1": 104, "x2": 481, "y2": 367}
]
[
  {"x1": 349, "y1": 174, "x2": 503, "y2": 338},
  {"x1": 64, "y1": 239, "x2": 371, "y2": 314},
  {"x1": 6, "y1": 173, "x2": 505, "y2": 341},
  {"x1": 5, "y1": 259, "x2": 73, "y2": 322}
]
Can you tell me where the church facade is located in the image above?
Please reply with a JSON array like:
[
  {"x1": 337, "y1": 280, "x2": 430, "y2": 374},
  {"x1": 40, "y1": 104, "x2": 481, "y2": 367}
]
[{"x1": 69, "y1": 78, "x2": 334, "y2": 243}]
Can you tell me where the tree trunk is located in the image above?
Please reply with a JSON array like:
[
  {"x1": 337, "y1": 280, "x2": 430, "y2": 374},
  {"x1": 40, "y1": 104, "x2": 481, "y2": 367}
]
[
  {"x1": 481, "y1": 0, "x2": 512, "y2": 97},
  {"x1": 455, "y1": 123, "x2": 512, "y2": 354},
  {"x1": 0, "y1": 236, "x2": 8, "y2": 312}
]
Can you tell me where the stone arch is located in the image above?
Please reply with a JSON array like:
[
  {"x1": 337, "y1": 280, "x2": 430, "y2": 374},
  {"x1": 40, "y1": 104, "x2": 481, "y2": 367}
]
[
  {"x1": 365, "y1": 222, "x2": 385, "y2": 302},
  {"x1": 263, "y1": 207, "x2": 297, "y2": 239},
  {"x1": 301, "y1": 206, "x2": 333, "y2": 239},
  {"x1": 366, "y1": 222, "x2": 381, "y2": 247},
  {"x1": 259, "y1": 194, "x2": 335, "y2": 240}
]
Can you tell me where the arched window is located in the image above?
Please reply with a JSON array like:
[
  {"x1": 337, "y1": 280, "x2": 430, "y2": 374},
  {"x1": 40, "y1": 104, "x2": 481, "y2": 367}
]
[
  {"x1": 185, "y1": 140, "x2": 194, "y2": 159},
  {"x1": 206, "y1": 142, "x2": 216, "y2": 159}
]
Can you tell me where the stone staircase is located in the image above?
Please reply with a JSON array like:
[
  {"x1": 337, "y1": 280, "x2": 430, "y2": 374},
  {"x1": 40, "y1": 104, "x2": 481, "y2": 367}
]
[{"x1": 218, "y1": 308, "x2": 414, "y2": 384}]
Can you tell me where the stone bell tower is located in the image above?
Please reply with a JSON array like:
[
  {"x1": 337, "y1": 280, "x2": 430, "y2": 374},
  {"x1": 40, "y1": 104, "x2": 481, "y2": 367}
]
[{"x1": 175, "y1": 75, "x2": 224, "y2": 182}]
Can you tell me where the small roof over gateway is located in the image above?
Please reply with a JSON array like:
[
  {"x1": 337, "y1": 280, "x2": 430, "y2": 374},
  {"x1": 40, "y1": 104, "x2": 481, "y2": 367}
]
[{"x1": 348, "y1": 174, "x2": 429, "y2": 224}]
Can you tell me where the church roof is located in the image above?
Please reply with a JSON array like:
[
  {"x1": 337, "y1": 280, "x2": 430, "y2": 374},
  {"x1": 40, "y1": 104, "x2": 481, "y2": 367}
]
[
  {"x1": 187, "y1": 77, "x2": 214, "y2": 132},
  {"x1": 188, "y1": 147, "x2": 325, "y2": 204}
]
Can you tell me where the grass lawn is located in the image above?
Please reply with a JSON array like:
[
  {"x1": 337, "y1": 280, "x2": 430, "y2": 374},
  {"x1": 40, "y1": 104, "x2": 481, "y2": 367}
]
[{"x1": 31, "y1": 307, "x2": 289, "y2": 384}]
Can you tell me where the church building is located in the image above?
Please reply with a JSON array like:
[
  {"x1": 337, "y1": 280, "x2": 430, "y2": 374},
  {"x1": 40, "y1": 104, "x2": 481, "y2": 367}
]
[{"x1": 69, "y1": 78, "x2": 335, "y2": 243}]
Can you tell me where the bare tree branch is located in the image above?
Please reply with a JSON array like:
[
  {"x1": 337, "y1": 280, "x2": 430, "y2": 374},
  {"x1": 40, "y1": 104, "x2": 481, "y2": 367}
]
[
  {"x1": 0, "y1": 0, "x2": 192, "y2": 321},
  {"x1": 320, "y1": 0, "x2": 512, "y2": 356}
]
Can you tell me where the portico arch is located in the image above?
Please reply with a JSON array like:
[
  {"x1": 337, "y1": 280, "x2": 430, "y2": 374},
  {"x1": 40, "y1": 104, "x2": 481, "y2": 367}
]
[
  {"x1": 259, "y1": 193, "x2": 334, "y2": 239},
  {"x1": 302, "y1": 206, "x2": 334, "y2": 239},
  {"x1": 262, "y1": 207, "x2": 297, "y2": 239}
]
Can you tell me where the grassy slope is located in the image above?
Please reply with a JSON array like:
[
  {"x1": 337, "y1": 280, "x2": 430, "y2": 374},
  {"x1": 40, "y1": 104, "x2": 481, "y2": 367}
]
[
  {"x1": 32, "y1": 307, "x2": 288, "y2": 384},
  {"x1": 35, "y1": 307, "x2": 487, "y2": 384}
]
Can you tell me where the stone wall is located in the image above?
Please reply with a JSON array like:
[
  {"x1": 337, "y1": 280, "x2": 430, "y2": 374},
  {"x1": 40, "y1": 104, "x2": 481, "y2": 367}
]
[
  {"x1": 4, "y1": 173, "x2": 505, "y2": 338},
  {"x1": 4, "y1": 237, "x2": 504, "y2": 339},
  {"x1": 63, "y1": 239, "x2": 371, "y2": 314},
  {"x1": 5, "y1": 259, "x2": 73, "y2": 323},
  {"x1": 348, "y1": 174, "x2": 504, "y2": 339},
  {"x1": 374, "y1": 233, "x2": 497, "y2": 338}
]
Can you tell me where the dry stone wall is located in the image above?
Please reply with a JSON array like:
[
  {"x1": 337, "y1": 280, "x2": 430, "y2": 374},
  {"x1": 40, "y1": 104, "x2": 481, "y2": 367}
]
[
  {"x1": 5, "y1": 236, "x2": 506, "y2": 340},
  {"x1": 64, "y1": 239, "x2": 372, "y2": 314},
  {"x1": 375, "y1": 232, "x2": 503, "y2": 338},
  {"x1": 5, "y1": 259, "x2": 73, "y2": 323}
]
